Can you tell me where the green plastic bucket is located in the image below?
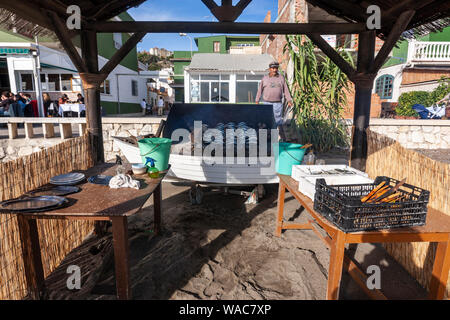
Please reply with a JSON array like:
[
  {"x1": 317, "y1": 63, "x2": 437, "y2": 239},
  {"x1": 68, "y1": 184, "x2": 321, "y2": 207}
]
[
  {"x1": 138, "y1": 137, "x2": 172, "y2": 172},
  {"x1": 273, "y1": 142, "x2": 306, "y2": 175}
]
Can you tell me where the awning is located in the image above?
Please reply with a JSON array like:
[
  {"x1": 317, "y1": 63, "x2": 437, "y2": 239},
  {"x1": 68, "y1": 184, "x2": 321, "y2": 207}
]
[{"x1": 40, "y1": 63, "x2": 77, "y2": 73}]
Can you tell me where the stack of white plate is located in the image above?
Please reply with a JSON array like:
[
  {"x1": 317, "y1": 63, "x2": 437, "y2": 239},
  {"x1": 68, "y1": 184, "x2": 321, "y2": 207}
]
[{"x1": 50, "y1": 173, "x2": 86, "y2": 185}]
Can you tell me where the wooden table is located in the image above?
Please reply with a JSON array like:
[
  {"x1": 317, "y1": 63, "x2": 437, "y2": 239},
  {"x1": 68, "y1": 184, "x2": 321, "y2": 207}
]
[
  {"x1": 276, "y1": 174, "x2": 450, "y2": 300},
  {"x1": 14, "y1": 163, "x2": 165, "y2": 300}
]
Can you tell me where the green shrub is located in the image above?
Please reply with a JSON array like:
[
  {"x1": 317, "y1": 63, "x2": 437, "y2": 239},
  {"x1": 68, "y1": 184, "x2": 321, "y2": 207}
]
[
  {"x1": 430, "y1": 77, "x2": 450, "y2": 103},
  {"x1": 396, "y1": 91, "x2": 432, "y2": 116}
]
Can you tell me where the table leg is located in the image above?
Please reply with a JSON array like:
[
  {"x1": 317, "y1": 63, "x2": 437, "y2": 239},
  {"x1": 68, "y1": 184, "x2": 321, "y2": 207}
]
[
  {"x1": 111, "y1": 216, "x2": 131, "y2": 300},
  {"x1": 327, "y1": 230, "x2": 346, "y2": 300},
  {"x1": 153, "y1": 183, "x2": 162, "y2": 235},
  {"x1": 429, "y1": 239, "x2": 450, "y2": 300},
  {"x1": 17, "y1": 215, "x2": 46, "y2": 299},
  {"x1": 275, "y1": 182, "x2": 286, "y2": 237}
]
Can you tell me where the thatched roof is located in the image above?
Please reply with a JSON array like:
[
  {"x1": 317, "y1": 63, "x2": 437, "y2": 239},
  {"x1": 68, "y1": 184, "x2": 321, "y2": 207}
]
[{"x1": 0, "y1": 0, "x2": 449, "y2": 40}]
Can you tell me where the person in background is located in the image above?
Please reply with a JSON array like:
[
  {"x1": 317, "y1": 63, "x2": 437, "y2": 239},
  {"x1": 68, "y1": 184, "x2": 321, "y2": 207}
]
[
  {"x1": 255, "y1": 61, "x2": 294, "y2": 141},
  {"x1": 13, "y1": 94, "x2": 26, "y2": 117},
  {"x1": 157, "y1": 96, "x2": 164, "y2": 116},
  {"x1": 0, "y1": 91, "x2": 12, "y2": 116},
  {"x1": 141, "y1": 98, "x2": 147, "y2": 116},
  {"x1": 22, "y1": 93, "x2": 34, "y2": 117},
  {"x1": 43, "y1": 93, "x2": 52, "y2": 117},
  {"x1": 76, "y1": 93, "x2": 85, "y2": 104},
  {"x1": 438, "y1": 92, "x2": 450, "y2": 119}
]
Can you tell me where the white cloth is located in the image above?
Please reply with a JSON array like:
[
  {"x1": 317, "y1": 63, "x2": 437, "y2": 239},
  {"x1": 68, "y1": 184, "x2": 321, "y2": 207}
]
[
  {"x1": 158, "y1": 99, "x2": 164, "y2": 108},
  {"x1": 59, "y1": 103, "x2": 86, "y2": 116},
  {"x1": 109, "y1": 174, "x2": 141, "y2": 190}
]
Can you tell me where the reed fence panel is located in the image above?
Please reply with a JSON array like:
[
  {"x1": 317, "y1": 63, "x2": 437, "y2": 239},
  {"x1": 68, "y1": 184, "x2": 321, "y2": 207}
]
[
  {"x1": 0, "y1": 134, "x2": 94, "y2": 300},
  {"x1": 366, "y1": 129, "x2": 450, "y2": 299}
]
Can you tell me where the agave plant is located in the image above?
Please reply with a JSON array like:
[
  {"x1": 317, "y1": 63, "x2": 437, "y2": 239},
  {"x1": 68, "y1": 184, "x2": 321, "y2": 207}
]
[{"x1": 284, "y1": 35, "x2": 354, "y2": 152}]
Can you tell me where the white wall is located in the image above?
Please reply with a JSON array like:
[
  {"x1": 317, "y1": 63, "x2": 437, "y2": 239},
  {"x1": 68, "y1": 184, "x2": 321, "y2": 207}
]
[{"x1": 374, "y1": 64, "x2": 406, "y2": 102}]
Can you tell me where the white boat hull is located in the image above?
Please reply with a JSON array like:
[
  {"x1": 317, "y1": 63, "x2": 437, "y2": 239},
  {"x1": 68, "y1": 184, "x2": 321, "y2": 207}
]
[{"x1": 113, "y1": 137, "x2": 278, "y2": 184}]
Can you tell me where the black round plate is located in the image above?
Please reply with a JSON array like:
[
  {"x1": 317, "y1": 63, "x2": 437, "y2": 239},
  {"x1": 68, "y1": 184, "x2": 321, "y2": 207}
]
[{"x1": 26, "y1": 186, "x2": 80, "y2": 197}]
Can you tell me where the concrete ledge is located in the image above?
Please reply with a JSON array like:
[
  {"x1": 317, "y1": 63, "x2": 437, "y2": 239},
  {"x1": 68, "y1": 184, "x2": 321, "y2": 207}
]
[
  {"x1": 345, "y1": 118, "x2": 450, "y2": 126},
  {"x1": 0, "y1": 116, "x2": 166, "y2": 125}
]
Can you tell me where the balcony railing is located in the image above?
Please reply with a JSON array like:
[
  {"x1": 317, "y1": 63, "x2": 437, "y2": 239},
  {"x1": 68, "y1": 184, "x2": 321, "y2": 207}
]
[{"x1": 408, "y1": 41, "x2": 450, "y2": 62}]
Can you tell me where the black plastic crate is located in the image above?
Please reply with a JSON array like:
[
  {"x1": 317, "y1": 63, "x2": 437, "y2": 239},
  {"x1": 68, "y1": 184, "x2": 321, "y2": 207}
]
[{"x1": 313, "y1": 176, "x2": 430, "y2": 232}]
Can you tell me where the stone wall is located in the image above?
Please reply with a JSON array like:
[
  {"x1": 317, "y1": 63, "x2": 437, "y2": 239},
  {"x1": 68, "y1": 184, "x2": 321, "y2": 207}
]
[
  {"x1": 102, "y1": 118, "x2": 164, "y2": 161},
  {"x1": 348, "y1": 119, "x2": 450, "y2": 149},
  {"x1": 0, "y1": 138, "x2": 62, "y2": 162}
]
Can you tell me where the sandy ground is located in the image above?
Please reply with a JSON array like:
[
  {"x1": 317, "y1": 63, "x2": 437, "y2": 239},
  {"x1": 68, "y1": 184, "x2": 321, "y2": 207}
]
[
  {"x1": 43, "y1": 173, "x2": 428, "y2": 300},
  {"x1": 414, "y1": 149, "x2": 450, "y2": 164}
]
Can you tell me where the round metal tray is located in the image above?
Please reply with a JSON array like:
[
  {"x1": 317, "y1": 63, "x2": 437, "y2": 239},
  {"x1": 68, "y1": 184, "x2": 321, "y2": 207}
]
[
  {"x1": 88, "y1": 175, "x2": 113, "y2": 186},
  {"x1": 26, "y1": 186, "x2": 80, "y2": 197},
  {"x1": 0, "y1": 196, "x2": 69, "y2": 213}
]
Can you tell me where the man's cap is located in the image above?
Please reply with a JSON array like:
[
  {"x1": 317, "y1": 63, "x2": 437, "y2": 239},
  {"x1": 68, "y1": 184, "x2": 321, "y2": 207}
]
[{"x1": 269, "y1": 61, "x2": 280, "y2": 68}]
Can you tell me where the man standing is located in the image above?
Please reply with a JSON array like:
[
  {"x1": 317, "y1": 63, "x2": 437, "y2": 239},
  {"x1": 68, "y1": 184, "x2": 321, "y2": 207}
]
[
  {"x1": 157, "y1": 96, "x2": 164, "y2": 116},
  {"x1": 141, "y1": 98, "x2": 147, "y2": 116},
  {"x1": 255, "y1": 61, "x2": 293, "y2": 140}
]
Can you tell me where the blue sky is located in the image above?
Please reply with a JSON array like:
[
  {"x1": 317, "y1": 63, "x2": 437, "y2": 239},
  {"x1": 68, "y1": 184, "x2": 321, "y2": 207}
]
[{"x1": 128, "y1": 0, "x2": 279, "y2": 52}]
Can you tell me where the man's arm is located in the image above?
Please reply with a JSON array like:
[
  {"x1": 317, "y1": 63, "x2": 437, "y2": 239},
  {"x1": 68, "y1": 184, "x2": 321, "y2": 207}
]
[
  {"x1": 255, "y1": 78, "x2": 264, "y2": 104},
  {"x1": 283, "y1": 77, "x2": 293, "y2": 107}
]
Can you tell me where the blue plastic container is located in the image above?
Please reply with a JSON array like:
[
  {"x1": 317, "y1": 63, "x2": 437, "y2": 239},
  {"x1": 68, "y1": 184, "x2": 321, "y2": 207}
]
[{"x1": 273, "y1": 142, "x2": 307, "y2": 175}]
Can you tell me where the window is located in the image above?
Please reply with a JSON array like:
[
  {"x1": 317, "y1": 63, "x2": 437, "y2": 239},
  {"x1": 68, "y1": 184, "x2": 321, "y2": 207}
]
[
  {"x1": 191, "y1": 74, "x2": 230, "y2": 103},
  {"x1": 100, "y1": 80, "x2": 111, "y2": 95},
  {"x1": 236, "y1": 74, "x2": 264, "y2": 103},
  {"x1": 375, "y1": 75, "x2": 394, "y2": 99},
  {"x1": 113, "y1": 33, "x2": 122, "y2": 49},
  {"x1": 20, "y1": 73, "x2": 34, "y2": 91},
  {"x1": 60, "y1": 74, "x2": 72, "y2": 91},
  {"x1": 47, "y1": 74, "x2": 60, "y2": 91},
  {"x1": 131, "y1": 80, "x2": 138, "y2": 96},
  {"x1": 213, "y1": 41, "x2": 221, "y2": 53},
  {"x1": 40, "y1": 74, "x2": 47, "y2": 90}
]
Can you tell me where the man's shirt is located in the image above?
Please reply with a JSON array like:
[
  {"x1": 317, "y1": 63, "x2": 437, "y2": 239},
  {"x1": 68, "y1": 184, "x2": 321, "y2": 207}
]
[{"x1": 255, "y1": 74, "x2": 292, "y2": 103}]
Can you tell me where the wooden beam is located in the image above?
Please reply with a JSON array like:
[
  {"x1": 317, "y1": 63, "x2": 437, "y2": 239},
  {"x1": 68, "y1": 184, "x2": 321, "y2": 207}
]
[
  {"x1": 307, "y1": 0, "x2": 368, "y2": 23},
  {"x1": 307, "y1": 33, "x2": 356, "y2": 81},
  {"x1": 236, "y1": 0, "x2": 252, "y2": 11},
  {"x1": 89, "y1": 0, "x2": 146, "y2": 21},
  {"x1": 370, "y1": 10, "x2": 416, "y2": 73},
  {"x1": 45, "y1": 10, "x2": 87, "y2": 73},
  {"x1": 201, "y1": 0, "x2": 218, "y2": 11},
  {"x1": 99, "y1": 32, "x2": 146, "y2": 77},
  {"x1": 384, "y1": 0, "x2": 434, "y2": 18},
  {"x1": 94, "y1": 21, "x2": 367, "y2": 35}
]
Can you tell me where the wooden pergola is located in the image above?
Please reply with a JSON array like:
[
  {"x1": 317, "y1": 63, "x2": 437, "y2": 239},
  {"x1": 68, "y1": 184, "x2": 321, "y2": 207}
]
[{"x1": 1, "y1": 0, "x2": 449, "y2": 170}]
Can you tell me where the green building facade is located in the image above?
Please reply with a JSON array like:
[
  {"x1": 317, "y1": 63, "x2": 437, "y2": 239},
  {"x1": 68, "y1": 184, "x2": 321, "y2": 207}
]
[{"x1": 172, "y1": 35, "x2": 260, "y2": 102}]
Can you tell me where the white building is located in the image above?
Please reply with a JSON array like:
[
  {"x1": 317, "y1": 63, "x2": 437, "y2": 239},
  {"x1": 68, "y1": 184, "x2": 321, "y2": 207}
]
[{"x1": 184, "y1": 53, "x2": 273, "y2": 104}]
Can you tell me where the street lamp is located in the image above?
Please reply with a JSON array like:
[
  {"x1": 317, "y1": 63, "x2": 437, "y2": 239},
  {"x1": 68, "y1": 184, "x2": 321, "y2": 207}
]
[{"x1": 179, "y1": 33, "x2": 193, "y2": 58}]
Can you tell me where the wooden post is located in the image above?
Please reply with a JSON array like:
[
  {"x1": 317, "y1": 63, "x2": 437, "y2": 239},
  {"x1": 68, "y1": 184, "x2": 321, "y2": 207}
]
[
  {"x1": 24, "y1": 123, "x2": 34, "y2": 139},
  {"x1": 81, "y1": 29, "x2": 104, "y2": 164},
  {"x1": 350, "y1": 31, "x2": 376, "y2": 171}
]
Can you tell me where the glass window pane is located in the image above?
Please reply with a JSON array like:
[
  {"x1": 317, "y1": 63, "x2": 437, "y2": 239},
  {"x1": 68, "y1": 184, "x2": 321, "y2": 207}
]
[
  {"x1": 200, "y1": 82, "x2": 209, "y2": 102},
  {"x1": 191, "y1": 74, "x2": 200, "y2": 80},
  {"x1": 221, "y1": 74, "x2": 230, "y2": 80},
  {"x1": 61, "y1": 74, "x2": 72, "y2": 91},
  {"x1": 105, "y1": 80, "x2": 111, "y2": 95},
  {"x1": 236, "y1": 82, "x2": 258, "y2": 103},
  {"x1": 211, "y1": 82, "x2": 220, "y2": 102},
  {"x1": 220, "y1": 82, "x2": 229, "y2": 102},
  {"x1": 201, "y1": 74, "x2": 219, "y2": 81},
  {"x1": 48, "y1": 74, "x2": 60, "y2": 91},
  {"x1": 131, "y1": 80, "x2": 138, "y2": 96},
  {"x1": 21, "y1": 74, "x2": 33, "y2": 91},
  {"x1": 236, "y1": 75, "x2": 245, "y2": 80},
  {"x1": 190, "y1": 81, "x2": 200, "y2": 102},
  {"x1": 40, "y1": 74, "x2": 47, "y2": 90}
]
